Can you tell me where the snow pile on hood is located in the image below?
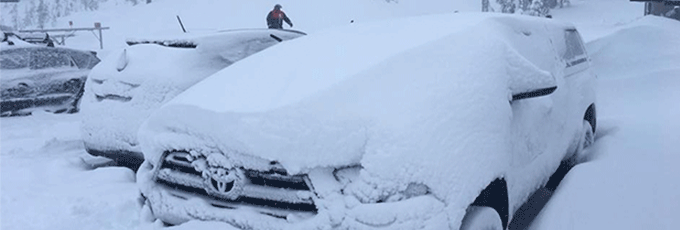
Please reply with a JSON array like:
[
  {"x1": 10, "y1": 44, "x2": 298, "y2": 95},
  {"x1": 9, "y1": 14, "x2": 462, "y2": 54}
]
[
  {"x1": 80, "y1": 44, "x2": 224, "y2": 153},
  {"x1": 140, "y1": 13, "x2": 566, "y2": 227},
  {"x1": 80, "y1": 29, "x2": 302, "y2": 154}
]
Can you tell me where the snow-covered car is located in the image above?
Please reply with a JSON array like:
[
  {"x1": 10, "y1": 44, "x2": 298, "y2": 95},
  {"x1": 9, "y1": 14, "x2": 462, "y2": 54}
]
[
  {"x1": 80, "y1": 29, "x2": 306, "y2": 167},
  {"x1": 1, "y1": 35, "x2": 100, "y2": 116},
  {"x1": 13, "y1": 32, "x2": 55, "y2": 47},
  {"x1": 1, "y1": 26, "x2": 56, "y2": 47},
  {"x1": 137, "y1": 13, "x2": 596, "y2": 229}
]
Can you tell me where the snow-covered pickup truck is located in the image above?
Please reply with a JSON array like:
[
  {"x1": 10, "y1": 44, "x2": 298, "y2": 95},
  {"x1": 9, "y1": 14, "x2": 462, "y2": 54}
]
[
  {"x1": 137, "y1": 13, "x2": 596, "y2": 230},
  {"x1": 79, "y1": 29, "x2": 305, "y2": 168}
]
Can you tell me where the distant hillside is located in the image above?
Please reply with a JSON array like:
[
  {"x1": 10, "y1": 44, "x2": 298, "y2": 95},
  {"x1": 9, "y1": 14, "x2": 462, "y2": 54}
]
[
  {"x1": 0, "y1": 0, "x2": 147, "y2": 30},
  {"x1": 42, "y1": 0, "x2": 479, "y2": 51}
]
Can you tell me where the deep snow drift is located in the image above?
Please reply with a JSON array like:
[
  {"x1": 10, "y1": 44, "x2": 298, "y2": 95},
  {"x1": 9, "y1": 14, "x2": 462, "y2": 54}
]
[
  {"x1": 0, "y1": 113, "x2": 142, "y2": 230},
  {"x1": 550, "y1": 0, "x2": 644, "y2": 42}
]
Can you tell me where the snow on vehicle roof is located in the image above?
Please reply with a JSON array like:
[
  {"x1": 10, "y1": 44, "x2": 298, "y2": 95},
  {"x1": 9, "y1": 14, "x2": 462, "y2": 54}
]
[
  {"x1": 143, "y1": 12, "x2": 562, "y2": 171},
  {"x1": 165, "y1": 13, "x2": 569, "y2": 113},
  {"x1": 0, "y1": 34, "x2": 36, "y2": 49},
  {"x1": 125, "y1": 29, "x2": 305, "y2": 62}
]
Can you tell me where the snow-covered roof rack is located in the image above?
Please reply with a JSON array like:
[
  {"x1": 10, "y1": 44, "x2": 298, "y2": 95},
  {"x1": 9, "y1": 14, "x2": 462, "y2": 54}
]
[
  {"x1": 125, "y1": 39, "x2": 197, "y2": 48},
  {"x1": 124, "y1": 29, "x2": 306, "y2": 48}
]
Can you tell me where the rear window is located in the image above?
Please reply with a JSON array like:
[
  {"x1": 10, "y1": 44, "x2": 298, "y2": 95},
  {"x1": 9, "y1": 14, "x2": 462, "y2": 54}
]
[
  {"x1": 65, "y1": 49, "x2": 100, "y2": 69},
  {"x1": 562, "y1": 29, "x2": 586, "y2": 61},
  {"x1": 29, "y1": 49, "x2": 76, "y2": 70},
  {"x1": 0, "y1": 50, "x2": 29, "y2": 69}
]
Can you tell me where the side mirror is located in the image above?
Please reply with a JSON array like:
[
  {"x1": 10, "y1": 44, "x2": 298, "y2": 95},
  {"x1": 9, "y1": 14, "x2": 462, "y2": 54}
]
[
  {"x1": 507, "y1": 49, "x2": 558, "y2": 102},
  {"x1": 509, "y1": 72, "x2": 557, "y2": 102},
  {"x1": 511, "y1": 86, "x2": 557, "y2": 101}
]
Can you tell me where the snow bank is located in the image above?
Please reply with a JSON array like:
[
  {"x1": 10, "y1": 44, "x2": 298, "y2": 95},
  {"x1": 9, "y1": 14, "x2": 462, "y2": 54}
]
[
  {"x1": 0, "y1": 113, "x2": 142, "y2": 230},
  {"x1": 550, "y1": 0, "x2": 644, "y2": 42},
  {"x1": 586, "y1": 16, "x2": 680, "y2": 80}
]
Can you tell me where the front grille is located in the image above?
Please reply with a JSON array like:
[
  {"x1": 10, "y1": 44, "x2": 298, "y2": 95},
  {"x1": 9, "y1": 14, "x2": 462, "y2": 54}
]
[
  {"x1": 155, "y1": 151, "x2": 317, "y2": 215},
  {"x1": 245, "y1": 170, "x2": 310, "y2": 190},
  {"x1": 162, "y1": 151, "x2": 200, "y2": 176}
]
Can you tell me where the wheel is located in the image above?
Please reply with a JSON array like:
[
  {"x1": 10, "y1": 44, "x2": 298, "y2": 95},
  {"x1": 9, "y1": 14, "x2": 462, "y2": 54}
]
[
  {"x1": 460, "y1": 206, "x2": 503, "y2": 230},
  {"x1": 574, "y1": 120, "x2": 595, "y2": 162}
]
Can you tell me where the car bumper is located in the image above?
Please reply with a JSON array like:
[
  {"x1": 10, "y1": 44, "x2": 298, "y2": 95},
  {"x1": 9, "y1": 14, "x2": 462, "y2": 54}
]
[
  {"x1": 83, "y1": 145, "x2": 144, "y2": 169},
  {"x1": 1, "y1": 93, "x2": 79, "y2": 116},
  {"x1": 138, "y1": 160, "x2": 450, "y2": 229},
  {"x1": 80, "y1": 89, "x2": 156, "y2": 163}
]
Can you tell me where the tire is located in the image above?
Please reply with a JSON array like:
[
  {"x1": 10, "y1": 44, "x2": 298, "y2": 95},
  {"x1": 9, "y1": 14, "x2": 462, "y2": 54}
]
[
  {"x1": 460, "y1": 206, "x2": 503, "y2": 230},
  {"x1": 574, "y1": 120, "x2": 595, "y2": 162}
]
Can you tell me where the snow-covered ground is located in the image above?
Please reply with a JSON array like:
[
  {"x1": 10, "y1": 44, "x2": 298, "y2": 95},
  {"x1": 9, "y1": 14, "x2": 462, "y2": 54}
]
[
  {"x1": 0, "y1": 112, "x2": 143, "y2": 230},
  {"x1": 3, "y1": 0, "x2": 679, "y2": 229}
]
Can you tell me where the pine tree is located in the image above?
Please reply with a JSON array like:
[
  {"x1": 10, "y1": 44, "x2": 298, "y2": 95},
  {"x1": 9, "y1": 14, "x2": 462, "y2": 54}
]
[
  {"x1": 54, "y1": 0, "x2": 63, "y2": 18},
  {"x1": 518, "y1": 0, "x2": 531, "y2": 11},
  {"x1": 22, "y1": 0, "x2": 36, "y2": 29},
  {"x1": 496, "y1": 0, "x2": 516, "y2": 13},
  {"x1": 36, "y1": 0, "x2": 49, "y2": 29},
  {"x1": 528, "y1": 0, "x2": 549, "y2": 17},
  {"x1": 10, "y1": 3, "x2": 19, "y2": 29}
]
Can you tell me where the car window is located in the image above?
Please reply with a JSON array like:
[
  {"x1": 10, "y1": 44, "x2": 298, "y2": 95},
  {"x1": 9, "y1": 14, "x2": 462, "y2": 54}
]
[
  {"x1": 0, "y1": 50, "x2": 30, "y2": 69},
  {"x1": 66, "y1": 50, "x2": 99, "y2": 69},
  {"x1": 562, "y1": 29, "x2": 587, "y2": 66},
  {"x1": 29, "y1": 49, "x2": 77, "y2": 70}
]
